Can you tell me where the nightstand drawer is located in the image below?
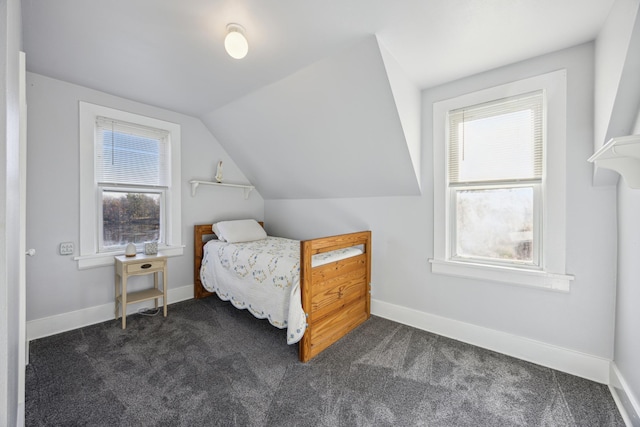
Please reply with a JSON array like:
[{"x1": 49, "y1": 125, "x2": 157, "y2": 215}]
[{"x1": 126, "y1": 259, "x2": 165, "y2": 274}]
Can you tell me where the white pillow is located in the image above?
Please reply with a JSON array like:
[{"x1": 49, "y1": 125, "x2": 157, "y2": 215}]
[
  {"x1": 211, "y1": 223, "x2": 226, "y2": 242},
  {"x1": 213, "y1": 219, "x2": 267, "y2": 243}
]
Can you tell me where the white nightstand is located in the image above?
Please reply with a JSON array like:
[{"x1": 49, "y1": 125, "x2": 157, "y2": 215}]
[{"x1": 114, "y1": 253, "x2": 168, "y2": 329}]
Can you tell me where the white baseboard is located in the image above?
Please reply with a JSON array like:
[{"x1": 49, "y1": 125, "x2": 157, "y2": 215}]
[
  {"x1": 610, "y1": 362, "x2": 640, "y2": 427},
  {"x1": 17, "y1": 402, "x2": 24, "y2": 427},
  {"x1": 371, "y1": 299, "x2": 611, "y2": 384},
  {"x1": 27, "y1": 285, "x2": 193, "y2": 341}
]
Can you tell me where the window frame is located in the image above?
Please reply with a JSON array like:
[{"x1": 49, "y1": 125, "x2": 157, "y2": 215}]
[
  {"x1": 430, "y1": 70, "x2": 574, "y2": 291},
  {"x1": 77, "y1": 102, "x2": 183, "y2": 269}
]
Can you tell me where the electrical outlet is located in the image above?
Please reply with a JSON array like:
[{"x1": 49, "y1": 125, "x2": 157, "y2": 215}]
[{"x1": 59, "y1": 242, "x2": 74, "y2": 255}]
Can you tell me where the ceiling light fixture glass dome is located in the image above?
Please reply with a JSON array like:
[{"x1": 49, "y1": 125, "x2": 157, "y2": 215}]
[{"x1": 224, "y1": 23, "x2": 248, "y2": 59}]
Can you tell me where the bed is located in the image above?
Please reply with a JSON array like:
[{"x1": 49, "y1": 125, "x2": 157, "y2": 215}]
[{"x1": 194, "y1": 220, "x2": 371, "y2": 362}]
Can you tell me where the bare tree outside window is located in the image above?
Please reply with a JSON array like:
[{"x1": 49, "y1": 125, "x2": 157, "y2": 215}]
[{"x1": 102, "y1": 191, "x2": 160, "y2": 248}]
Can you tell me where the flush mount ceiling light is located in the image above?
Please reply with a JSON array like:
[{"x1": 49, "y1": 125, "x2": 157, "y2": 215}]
[{"x1": 224, "y1": 23, "x2": 248, "y2": 59}]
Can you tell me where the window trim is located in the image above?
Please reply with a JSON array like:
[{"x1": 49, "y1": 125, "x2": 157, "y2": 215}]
[
  {"x1": 430, "y1": 70, "x2": 574, "y2": 291},
  {"x1": 77, "y1": 102, "x2": 183, "y2": 269}
]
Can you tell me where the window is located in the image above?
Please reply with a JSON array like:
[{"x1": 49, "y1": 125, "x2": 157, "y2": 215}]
[
  {"x1": 431, "y1": 70, "x2": 574, "y2": 291},
  {"x1": 448, "y1": 91, "x2": 542, "y2": 267},
  {"x1": 78, "y1": 102, "x2": 182, "y2": 269},
  {"x1": 96, "y1": 118, "x2": 167, "y2": 252}
]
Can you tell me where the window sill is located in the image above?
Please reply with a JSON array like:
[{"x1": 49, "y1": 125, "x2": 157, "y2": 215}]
[
  {"x1": 74, "y1": 245, "x2": 184, "y2": 270},
  {"x1": 429, "y1": 258, "x2": 574, "y2": 292}
]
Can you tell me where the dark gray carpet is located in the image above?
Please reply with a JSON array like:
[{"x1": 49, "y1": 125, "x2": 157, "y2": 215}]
[{"x1": 26, "y1": 298, "x2": 624, "y2": 426}]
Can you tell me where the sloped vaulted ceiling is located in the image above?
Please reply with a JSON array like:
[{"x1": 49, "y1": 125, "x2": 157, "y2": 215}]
[
  {"x1": 23, "y1": 1, "x2": 616, "y2": 200},
  {"x1": 201, "y1": 36, "x2": 421, "y2": 200}
]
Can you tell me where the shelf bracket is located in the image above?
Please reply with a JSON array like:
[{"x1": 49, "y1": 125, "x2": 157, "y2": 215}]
[
  {"x1": 190, "y1": 181, "x2": 200, "y2": 197},
  {"x1": 243, "y1": 187, "x2": 253, "y2": 199}
]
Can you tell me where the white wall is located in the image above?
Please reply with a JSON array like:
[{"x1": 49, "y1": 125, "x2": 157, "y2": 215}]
[
  {"x1": 1, "y1": 0, "x2": 23, "y2": 425},
  {"x1": 593, "y1": 0, "x2": 640, "y2": 186},
  {"x1": 203, "y1": 36, "x2": 420, "y2": 200},
  {"x1": 594, "y1": 0, "x2": 639, "y2": 149},
  {"x1": 377, "y1": 36, "x2": 421, "y2": 187},
  {"x1": 612, "y1": 112, "x2": 640, "y2": 423},
  {"x1": 25, "y1": 73, "x2": 264, "y2": 326},
  {"x1": 266, "y1": 43, "x2": 618, "y2": 373}
]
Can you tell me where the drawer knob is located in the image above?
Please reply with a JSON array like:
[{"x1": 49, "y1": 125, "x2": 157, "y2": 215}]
[{"x1": 141, "y1": 263, "x2": 152, "y2": 269}]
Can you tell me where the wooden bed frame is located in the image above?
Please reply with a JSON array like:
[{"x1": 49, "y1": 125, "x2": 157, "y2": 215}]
[{"x1": 194, "y1": 223, "x2": 371, "y2": 362}]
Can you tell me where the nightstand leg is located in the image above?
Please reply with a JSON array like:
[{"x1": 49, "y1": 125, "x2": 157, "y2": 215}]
[
  {"x1": 121, "y1": 275, "x2": 127, "y2": 329},
  {"x1": 154, "y1": 271, "x2": 159, "y2": 310},
  {"x1": 115, "y1": 273, "x2": 119, "y2": 320},
  {"x1": 163, "y1": 266, "x2": 167, "y2": 317}
]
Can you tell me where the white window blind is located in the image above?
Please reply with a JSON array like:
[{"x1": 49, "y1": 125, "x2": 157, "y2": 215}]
[
  {"x1": 448, "y1": 90, "x2": 543, "y2": 185},
  {"x1": 96, "y1": 117, "x2": 170, "y2": 187}
]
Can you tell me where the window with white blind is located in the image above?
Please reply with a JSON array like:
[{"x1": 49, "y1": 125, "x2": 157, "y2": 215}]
[
  {"x1": 448, "y1": 91, "x2": 543, "y2": 267},
  {"x1": 96, "y1": 117, "x2": 169, "y2": 252},
  {"x1": 77, "y1": 102, "x2": 182, "y2": 269},
  {"x1": 431, "y1": 71, "x2": 574, "y2": 291}
]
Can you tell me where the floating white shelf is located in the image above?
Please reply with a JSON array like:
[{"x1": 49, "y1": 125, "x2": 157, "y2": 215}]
[
  {"x1": 189, "y1": 180, "x2": 255, "y2": 199},
  {"x1": 588, "y1": 135, "x2": 640, "y2": 189}
]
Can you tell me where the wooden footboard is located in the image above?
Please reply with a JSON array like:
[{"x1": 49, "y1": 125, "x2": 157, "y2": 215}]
[
  {"x1": 193, "y1": 224, "x2": 371, "y2": 363},
  {"x1": 299, "y1": 231, "x2": 372, "y2": 362}
]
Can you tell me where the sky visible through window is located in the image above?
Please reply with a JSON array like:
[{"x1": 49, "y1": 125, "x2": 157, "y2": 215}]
[{"x1": 456, "y1": 187, "x2": 533, "y2": 262}]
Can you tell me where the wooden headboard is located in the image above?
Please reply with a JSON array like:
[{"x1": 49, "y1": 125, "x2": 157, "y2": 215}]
[
  {"x1": 193, "y1": 224, "x2": 216, "y2": 299},
  {"x1": 193, "y1": 222, "x2": 264, "y2": 299}
]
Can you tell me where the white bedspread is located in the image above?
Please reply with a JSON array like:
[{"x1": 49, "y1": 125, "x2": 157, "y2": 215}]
[{"x1": 200, "y1": 236, "x2": 363, "y2": 345}]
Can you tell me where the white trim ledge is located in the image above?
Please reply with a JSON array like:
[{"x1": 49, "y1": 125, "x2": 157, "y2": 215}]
[
  {"x1": 429, "y1": 258, "x2": 574, "y2": 292},
  {"x1": 74, "y1": 245, "x2": 185, "y2": 269},
  {"x1": 371, "y1": 298, "x2": 610, "y2": 384},
  {"x1": 609, "y1": 362, "x2": 640, "y2": 426},
  {"x1": 27, "y1": 284, "x2": 193, "y2": 341},
  {"x1": 588, "y1": 134, "x2": 640, "y2": 189}
]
